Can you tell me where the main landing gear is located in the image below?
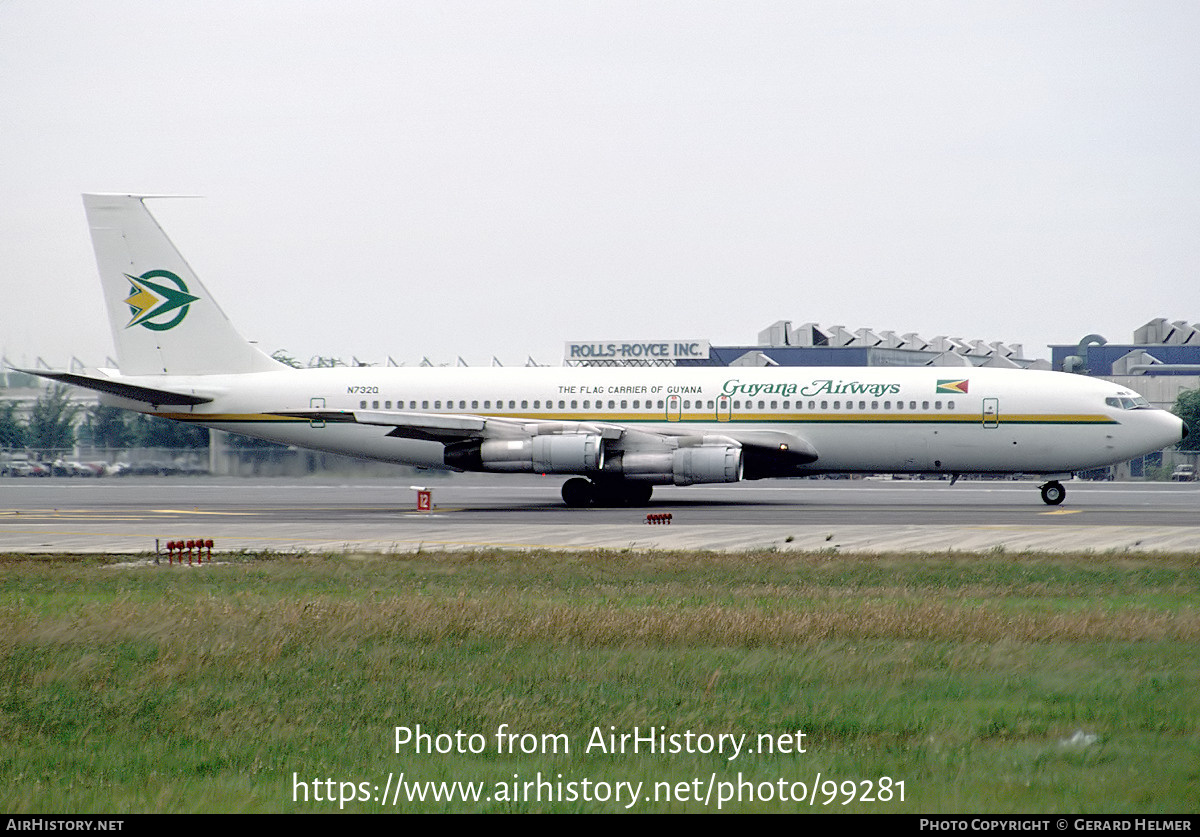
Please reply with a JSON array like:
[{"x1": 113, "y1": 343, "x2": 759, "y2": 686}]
[
  {"x1": 561, "y1": 477, "x2": 654, "y2": 508},
  {"x1": 1039, "y1": 480, "x2": 1066, "y2": 506}
]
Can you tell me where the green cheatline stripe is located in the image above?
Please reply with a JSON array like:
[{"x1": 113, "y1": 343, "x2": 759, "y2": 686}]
[{"x1": 155, "y1": 411, "x2": 1120, "y2": 427}]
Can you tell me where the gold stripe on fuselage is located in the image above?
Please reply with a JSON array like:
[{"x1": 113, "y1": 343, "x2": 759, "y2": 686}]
[{"x1": 152, "y1": 411, "x2": 1119, "y2": 426}]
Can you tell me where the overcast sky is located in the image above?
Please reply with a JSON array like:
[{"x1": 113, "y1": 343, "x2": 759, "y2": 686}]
[{"x1": 2, "y1": 1, "x2": 1197, "y2": 369}]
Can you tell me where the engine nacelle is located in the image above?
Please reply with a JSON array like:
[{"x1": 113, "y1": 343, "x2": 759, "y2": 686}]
[
  {"x1": 672, "y1": 445, "x2": 743, "y2": 485},
  {"x1": 444, "y1": 435, "x2": 604, "y2": 473},
  {"x1": 612, "y1": 445, "x2": 743, "y2": 485}
]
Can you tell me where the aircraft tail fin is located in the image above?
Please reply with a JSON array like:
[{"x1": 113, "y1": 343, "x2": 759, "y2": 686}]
[{"x1": 83, "y1": 194, "x2": 280, "y2": 376}]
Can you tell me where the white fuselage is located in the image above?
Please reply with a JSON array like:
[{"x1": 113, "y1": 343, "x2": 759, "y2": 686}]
[{"x1": 105, "y1": 364, "x2": 1183, "y2": 477}]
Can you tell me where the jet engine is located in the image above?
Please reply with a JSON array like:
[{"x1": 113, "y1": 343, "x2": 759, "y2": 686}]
[
  {"x1": 444, "y1": 434, "x2": 604, "y2": 473},
  {"x1": 608, "y1": 444, "x2": 743, "y2": 485}
]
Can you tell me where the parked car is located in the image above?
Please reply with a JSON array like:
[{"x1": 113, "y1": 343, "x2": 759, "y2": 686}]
[{"x1": 1171, "y1": 464, "x2": 1195, "y2": 482}]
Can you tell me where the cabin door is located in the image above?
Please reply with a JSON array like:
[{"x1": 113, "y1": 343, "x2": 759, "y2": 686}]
[
  {"x1": 982, "y1": 398, "x2": 999, "y2": 429},
  {"x1": 666, "y1": 395, "x2": 682, "y2": 422},
  {"x1": 716, "y1": 395, "x2": 732, "y2": 422}
]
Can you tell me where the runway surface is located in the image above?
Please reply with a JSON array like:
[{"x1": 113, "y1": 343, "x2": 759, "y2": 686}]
[{"x1": 3, "y1": 474, "x2": 1200, "y2": 554}]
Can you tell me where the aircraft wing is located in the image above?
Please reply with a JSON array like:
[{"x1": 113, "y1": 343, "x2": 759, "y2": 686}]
[
  {"x1": 13, "y1": 369, "x2": 215, "y2": 407},
  {"x1": 286, "y1": 408, "x2": 626, "y2": 443},
  {"x1": 281, "y1": 408, "x2": 819, "y2": 477}
]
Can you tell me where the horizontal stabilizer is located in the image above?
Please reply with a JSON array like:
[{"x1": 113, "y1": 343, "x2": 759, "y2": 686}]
[{"x1": 15, "y1": 369, "x2": 214, "y2": 407}]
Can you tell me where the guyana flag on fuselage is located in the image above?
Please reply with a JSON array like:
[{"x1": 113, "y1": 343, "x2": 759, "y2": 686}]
[{"x1": 936, "y1": 379, "x2": 969, "y2": 394}]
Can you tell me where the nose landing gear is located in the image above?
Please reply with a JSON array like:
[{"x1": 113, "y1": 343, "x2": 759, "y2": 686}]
[{"x1": 1039, "y1": 480, "x2": 1066, "y2": 506}]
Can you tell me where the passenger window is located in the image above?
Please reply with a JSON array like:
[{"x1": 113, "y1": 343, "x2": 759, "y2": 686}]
[
  {"x1": 359, "y1": 400, "x2": 367, "y2": 409},
  {"x1": 521, "y1": 400, "x2": 528, "y2": 409},
  {"x1": 372, "y1": 400, "x2": 379, "y2": 409},
  {"x1": 922, "y1": 401, "x2": 929, "y2": 410},
  {"x1": 422, "y1": 400, "x2": 429, "y2": 409},
  {"x1": 570, "y1": 400, "x2": 577, "y2": 409},
  {"x1": 948, "y1": 400, "x2": 955, "y2": 409},
  {"x1": 472, "y1": 400, "x2": 478, "y2": 409}
]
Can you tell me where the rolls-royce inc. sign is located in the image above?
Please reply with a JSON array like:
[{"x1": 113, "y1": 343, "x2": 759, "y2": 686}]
[{"x1": 565, "y1": 341, "x2": 711, "y2": 361}]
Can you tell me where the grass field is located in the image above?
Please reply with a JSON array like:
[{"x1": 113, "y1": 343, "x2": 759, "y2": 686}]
[{"x1": 1, "y1": 548, "x2": 1197, "y2": 813}]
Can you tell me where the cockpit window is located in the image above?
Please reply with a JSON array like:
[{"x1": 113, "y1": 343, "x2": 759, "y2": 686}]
[{"x1": 1106, "y1": 395, "x2": 1151, "y2": 410}]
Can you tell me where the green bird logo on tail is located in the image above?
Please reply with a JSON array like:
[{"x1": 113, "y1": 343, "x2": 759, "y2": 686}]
[{"x1": 124, "y1": 270, "x2": 199, "y2": 331}]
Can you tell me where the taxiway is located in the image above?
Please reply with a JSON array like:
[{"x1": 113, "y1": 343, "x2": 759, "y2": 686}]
[{"x1": 4, "y1": 475, "x2": 1200, "y2": 554}]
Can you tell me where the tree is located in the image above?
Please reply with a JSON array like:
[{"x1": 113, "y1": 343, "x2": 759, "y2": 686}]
[
  {"x1": 128, "y1": 412, "x2": 209, "y2": 449},
  {"x1": 85, "y1": 405, "x2": 135, "y2": 450},
  {"x1": 25, "y1": 386, "x2": 81, "y2": 452},
  {"x1": 0, "y1": 400, "x2": 25, "y2": 448},
  {"x1": 1171, "y1": 388, "x2": 1200, "y2": 453},
  {"x1": 271, "y1": 349, "x2": 304, "y2": 369}
]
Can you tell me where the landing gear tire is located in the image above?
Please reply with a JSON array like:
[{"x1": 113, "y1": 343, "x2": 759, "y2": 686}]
[
  {"x1": 593, "y1": 481, "x2": 655, "y2": 507},
  {"x1": 562, "y1": 478, "x2": 594, "y2": 508},
  {"x1": 622, "y1": 483, "x2": 654, "y2": 507},
  {"x1": 1040, "y1": 480, "x2": 1066, "y2": 506},
  {"x1": 563, "y1": 479, "x2": 655, "y2": 508}
]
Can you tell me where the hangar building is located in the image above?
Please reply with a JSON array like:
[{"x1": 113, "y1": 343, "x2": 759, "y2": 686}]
[{"x1": 566, "y1": 321, "x2": 1050, "y2": 370}]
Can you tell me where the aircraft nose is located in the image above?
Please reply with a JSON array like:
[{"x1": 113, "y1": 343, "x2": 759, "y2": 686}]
[
  {"x1": 1145, "y1": 410, "x2": 1188, "y2": 453},
  {"x1": 1164, "y1": 411, "x2": 1188, "y2": 446}
]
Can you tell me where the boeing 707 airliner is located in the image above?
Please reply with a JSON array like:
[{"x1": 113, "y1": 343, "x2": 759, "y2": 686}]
[{"x1": 21, "y1": 194, "x2": 1186, "y2": 507}]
